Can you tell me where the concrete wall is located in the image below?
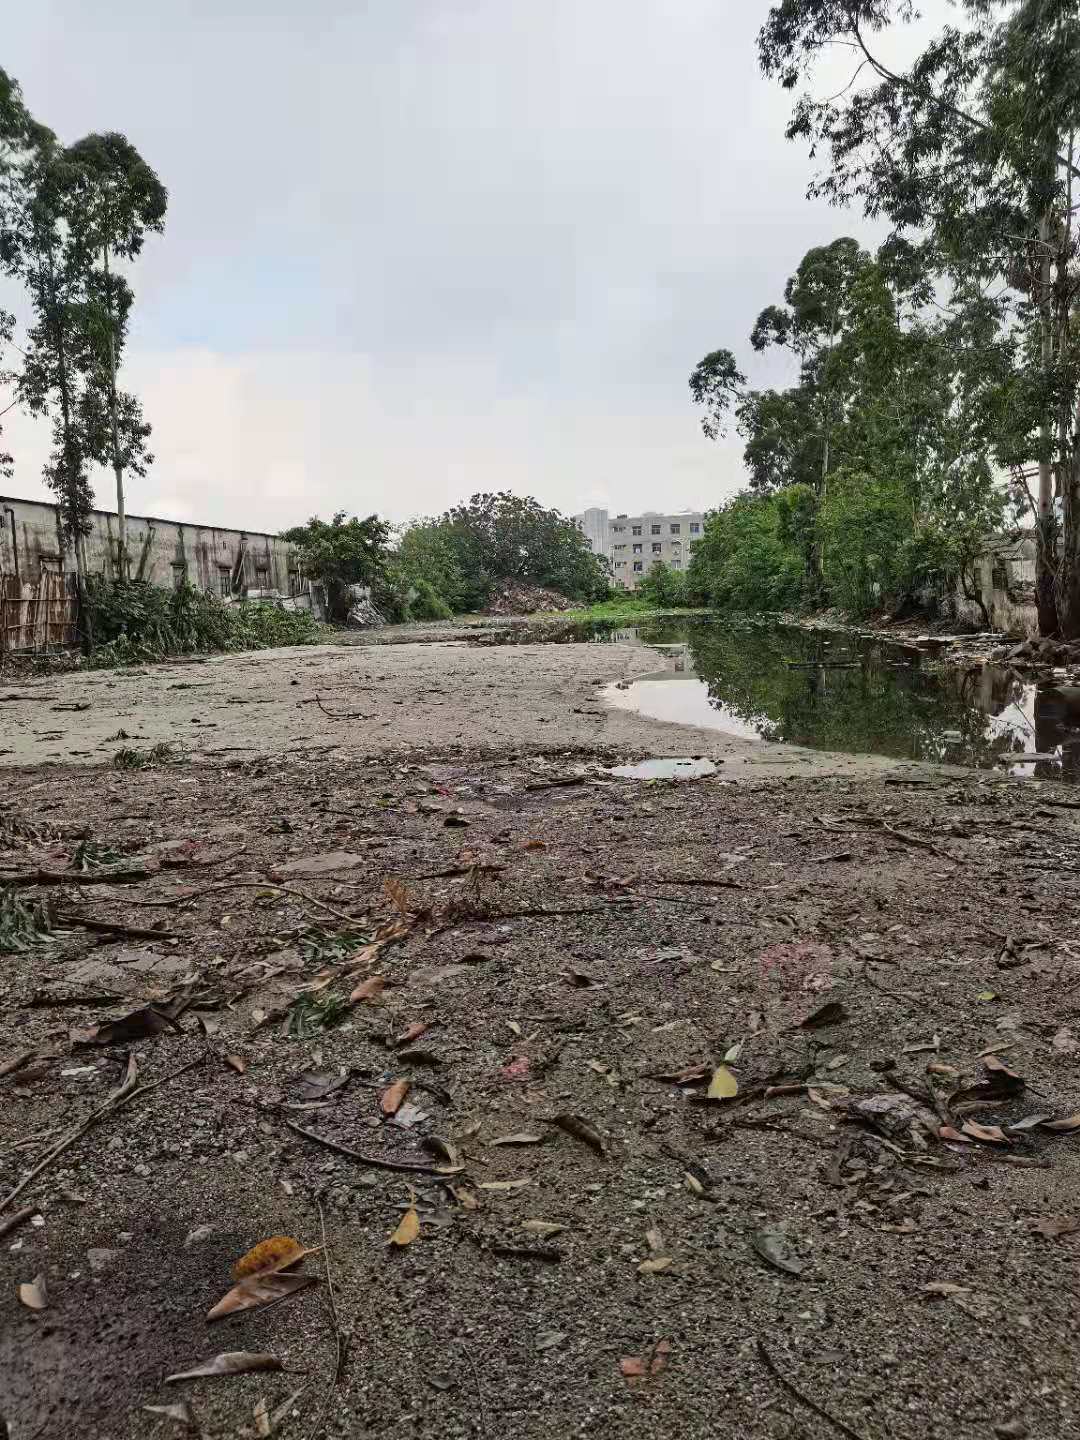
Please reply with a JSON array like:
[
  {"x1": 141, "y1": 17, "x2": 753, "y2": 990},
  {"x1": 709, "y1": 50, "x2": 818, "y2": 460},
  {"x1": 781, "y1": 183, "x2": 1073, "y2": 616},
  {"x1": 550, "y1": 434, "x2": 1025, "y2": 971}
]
[
  {"x1": 0, "y1": 493, "x2": 301, "y2": 598},
  {"x1": 952, "y1": 534, "x2": 1038, "y2": 636}
]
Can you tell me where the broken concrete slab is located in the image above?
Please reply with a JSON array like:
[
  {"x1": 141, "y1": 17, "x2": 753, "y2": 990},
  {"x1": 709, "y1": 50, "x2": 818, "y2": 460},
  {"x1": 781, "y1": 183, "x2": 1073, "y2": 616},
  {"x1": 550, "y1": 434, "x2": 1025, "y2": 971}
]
[{"x1": 268, "y1": 851, "x2": 368, "y2": 878}]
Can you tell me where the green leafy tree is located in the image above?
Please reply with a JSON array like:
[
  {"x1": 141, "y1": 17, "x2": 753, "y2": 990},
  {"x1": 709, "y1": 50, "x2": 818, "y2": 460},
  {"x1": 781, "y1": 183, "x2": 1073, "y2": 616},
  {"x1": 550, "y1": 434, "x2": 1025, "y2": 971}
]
[
  {"x1": 757, "y1": 0, "x2": 1080, "y2": 635},
  {"x1": 637, "y1": 560, "x2": 689, "y2": 608},
  {"x1": 281, "y1": 512, "x2": 391, "y2": 621},
  {"x1": 62, "y1": 132, "x2": 167, "y2": 577}
]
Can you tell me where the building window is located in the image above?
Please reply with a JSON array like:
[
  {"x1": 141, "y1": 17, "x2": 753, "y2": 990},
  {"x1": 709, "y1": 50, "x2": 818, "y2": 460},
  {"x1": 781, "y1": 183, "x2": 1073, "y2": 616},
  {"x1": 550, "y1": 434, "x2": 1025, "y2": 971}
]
[
  {"x1": 690, "y1": 522, "x2": 700, "y2": 534},
  {"x1": 689, "y1": 540, "x2": 698, "y2": 550},
  {"x1": 614, "y1": 543, "x2": 626, "y2": 551},
  {"x1": 632, "y1": 525, "x2": 642, "y2": 536},
  {"x1": 612, "y1": 525, "x2": 625, "y2": 533},
  {"x1": 254, "y1": 566, "x2": 270, "y2": 589},
  {"x1": 218, "y1": 567, "x2": 232, "y2": 597},
  {"x1": 670, "y1": 523, "x2": 681, "y2": 535},
  {"x1": 652, "y1": 543, "x2": 662, "y2": 554},
  {"x1": 633, "y1": 561, "x2": 643, "y2": 573},
  {"x1": 171, "y1": 562, "x2": 187, "y2": 591},
  {"x1": 651, "y1": 524, "x2": 661, "y2": 535},
  {"x1": 671, "y1": 559, "x2": 681, "y2": 569},
  {"x1": 632, "y1": 543, "x2": 643, "y2": 555},
  {"x1": 614, "y1": 560, "x2": 626, "y2": 569}
]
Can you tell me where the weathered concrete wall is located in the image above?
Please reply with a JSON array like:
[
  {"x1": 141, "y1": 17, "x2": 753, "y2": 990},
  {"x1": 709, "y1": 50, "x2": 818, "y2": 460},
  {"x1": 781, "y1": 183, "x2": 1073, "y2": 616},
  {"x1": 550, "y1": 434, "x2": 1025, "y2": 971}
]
[
  {"x1": 952, "y1": 534, "x2": 1038, "y2": 636},
  {"x1": 0, "y1": 493, "x2": 300, "y2": 597}
]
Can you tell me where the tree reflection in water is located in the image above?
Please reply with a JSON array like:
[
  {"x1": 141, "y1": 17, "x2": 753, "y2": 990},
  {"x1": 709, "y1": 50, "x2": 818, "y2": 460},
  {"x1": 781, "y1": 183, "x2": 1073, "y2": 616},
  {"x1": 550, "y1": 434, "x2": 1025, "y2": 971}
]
[{"x1": 603, "y1": 618, "x2": 1076, "y2": 781}]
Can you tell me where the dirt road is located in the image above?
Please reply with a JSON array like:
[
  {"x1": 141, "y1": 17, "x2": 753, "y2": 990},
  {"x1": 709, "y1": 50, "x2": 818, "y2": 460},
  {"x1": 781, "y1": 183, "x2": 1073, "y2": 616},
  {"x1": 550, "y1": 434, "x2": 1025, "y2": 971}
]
[{"x1": 1, "y1": 639, "x2": 1077, "y2": 1440}]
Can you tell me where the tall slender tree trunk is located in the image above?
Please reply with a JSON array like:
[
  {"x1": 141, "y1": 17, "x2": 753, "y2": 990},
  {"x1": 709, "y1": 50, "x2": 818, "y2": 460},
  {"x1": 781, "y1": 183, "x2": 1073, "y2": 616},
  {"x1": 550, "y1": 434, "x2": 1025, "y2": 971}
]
[
  {"x1": 101, "y1": 240, "x2": 127, "y2": 580},
  {"x1": 39, "y1": 247, "x2": 85, "y2": 578},
  {"x1": 1035, "y1": 210, "x2": 1059, "y2": 635}
]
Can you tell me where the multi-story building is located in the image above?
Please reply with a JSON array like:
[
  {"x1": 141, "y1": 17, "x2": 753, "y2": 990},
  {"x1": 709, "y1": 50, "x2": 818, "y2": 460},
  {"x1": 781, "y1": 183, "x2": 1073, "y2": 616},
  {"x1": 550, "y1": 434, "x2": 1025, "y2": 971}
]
[{"x1": 573, "y1": 507, "x2": 706, "y2": 589}]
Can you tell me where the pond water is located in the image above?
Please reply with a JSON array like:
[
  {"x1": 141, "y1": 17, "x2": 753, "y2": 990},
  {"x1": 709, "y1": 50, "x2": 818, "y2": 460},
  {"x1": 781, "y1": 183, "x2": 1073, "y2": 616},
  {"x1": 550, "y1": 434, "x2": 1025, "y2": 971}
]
[{"x1": 590, "y1": 617, "x2": 1080, "y2": 783}]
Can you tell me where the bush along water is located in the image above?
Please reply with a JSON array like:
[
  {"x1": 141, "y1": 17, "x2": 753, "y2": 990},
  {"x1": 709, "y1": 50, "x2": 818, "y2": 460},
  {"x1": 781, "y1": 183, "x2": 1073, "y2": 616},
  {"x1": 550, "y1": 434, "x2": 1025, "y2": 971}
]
[{"x1": 82, "y1": 579, "x2": 324, "y2": 666}]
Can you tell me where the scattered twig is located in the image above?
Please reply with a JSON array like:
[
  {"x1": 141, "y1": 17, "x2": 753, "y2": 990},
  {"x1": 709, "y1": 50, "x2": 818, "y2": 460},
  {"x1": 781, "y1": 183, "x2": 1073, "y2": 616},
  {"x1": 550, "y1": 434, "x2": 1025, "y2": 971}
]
[
  {"x1": 755, "y1": 1337, "x2": 868, "y2": 1440},
  {"x1": 490, "y1": 1243, "x2": 562, "y2": 1262},
  {"x1": 0, "y1": 1204, "x2": 39, "y2": 1240},
  {"x1": 314, "y1": 694, "x2": 374, "y2": 722},
  {"x1": 524, "y1": 775, "x2": 588, "y2": 791},
  {"x1": 881, "y1": 822, "x2": 956, "y2": 863},
  {"x1": 656, "y1": 875, "x2": 744, "y2": 890},
  {"x1": 317, "y1": 1200, "x2": 348, "y2": 1385},
  {"x1": 284, "y1": 1120, "x2": 452, "y2": 1174},
  {"x1": 0, "y1": 864, "x2": 159, "y2": 888},
  {"x1": 0, "y1": 1051, "x2": 207, "y2": 1213},
  {"x1": 461, "y1": 1341, "x2": 488, "y2": 1440},
  {"x1": 124, "y1": 879, "x2": 366, "y2": 927}
]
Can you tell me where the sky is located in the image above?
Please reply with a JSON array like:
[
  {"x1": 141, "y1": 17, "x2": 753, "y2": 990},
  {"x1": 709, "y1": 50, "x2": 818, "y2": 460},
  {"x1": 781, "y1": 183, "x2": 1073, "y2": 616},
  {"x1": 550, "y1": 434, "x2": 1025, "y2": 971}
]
[{"x1": 0, "y1": 1, "x2": 943, "y2": 533}]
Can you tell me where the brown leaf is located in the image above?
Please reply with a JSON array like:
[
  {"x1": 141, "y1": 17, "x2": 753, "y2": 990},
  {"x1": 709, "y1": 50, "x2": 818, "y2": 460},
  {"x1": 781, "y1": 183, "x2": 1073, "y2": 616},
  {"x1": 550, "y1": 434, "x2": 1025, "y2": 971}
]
[
  {"x1": 500, "y1": 1055, "x2": 531, "y2": 1082},
  {"x1": 651, "y1": 1061, "x2": 710, "y2": 1085},
  {"x1": 650, "y1": 1340, "x2": 672, "y2": 1377},
  {"x1": 521, "y1": 1220, "x2": 566, "y2": 1238},
  {"x1": 380, "y1": 1080, "x2": 410, "y2": 1116},
  {"x1": 752, "y1": 1227, "x2": 805, "y2": 1277},
  {"x1": 961, "y1": 1121, "x2": 1012, "y2": 1146},
  {"x1": 70, "y1": 1005, "x2": 177, "y2": 1047},
  {"x1": 207, "y1": 1271, "x2": 313, "y2": 1321},
  {"x1": 921, "y1": 1281, "x2": 970, "y2": 1297},
  {"x1": 396, "y1": 1022, "x2": 430, "y2": 1046},
  {"x1": 18, "y1": 1274, "x2": 47, "y2": 1310},
  {"x1": 422, "y1": 1134, "x2": 463, "y2": 1171},
  {"x1": 520, "y1": 839, "x2": 546, "y2": 851},
  {"x1": 552, "y1": 1112, "x2": 605, "y2": 1153},
  {"x1": 620, "y1": 1356, "x2": 646, "y2": 1380},
  {"x1": 389, "y1": 1208, "x2": 420, "y2": 1246},
  {"x1": 166, "y1": 1352, "x2": 284, "y2": 1383},
  {"x1": 232, "y1": 1235, "x2": 318, "y2": 1280},
  {"x1": 938, "y1": 1125, "x2": 974, "y2": 1144},
  {"x1": 637, "y1": 1256, "x2": 673, "y2": 1274},
  {"x1": 1026, "y1": 1215, "x2": 1079, "y2": 1239},
  {"x1": 1041, "y1": 1112, "x2": 1080, "y2": 1134},
  {"x1": 983, "y1": 1055, "x2": 1024, "y2": 1090},
  {"x1": 350, "y1": 975, "x2": 386, "y2": 1004},
  {"x1": 489, "y1": 1132, "x2": 543, "y2": 1146},
  {"x1": 224, "y1": 1054, "x2": 247, "y2": 1075},
  {"x1": 797, "y1": 1000, "x2": 848, "y2": 1029},
  {"x1": 383, "y1": 876, "x2": 413, "y2": 916},
  {"x1": 143, "y1": 1402, "x2": 197, "y2": 1427}
]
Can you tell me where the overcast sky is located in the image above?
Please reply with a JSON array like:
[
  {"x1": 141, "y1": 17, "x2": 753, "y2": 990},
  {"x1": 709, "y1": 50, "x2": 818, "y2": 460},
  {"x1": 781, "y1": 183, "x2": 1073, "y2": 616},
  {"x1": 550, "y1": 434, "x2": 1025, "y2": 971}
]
[{"x1": 0, "y1": 1, "x2": 939, "y2": 532}]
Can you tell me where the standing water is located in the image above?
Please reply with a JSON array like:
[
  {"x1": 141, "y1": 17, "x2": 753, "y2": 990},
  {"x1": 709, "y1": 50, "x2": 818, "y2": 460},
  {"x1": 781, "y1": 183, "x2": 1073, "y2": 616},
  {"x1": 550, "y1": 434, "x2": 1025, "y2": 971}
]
[{"x1": 591, "y1": 618, "x2": 1079, "y2": 783}]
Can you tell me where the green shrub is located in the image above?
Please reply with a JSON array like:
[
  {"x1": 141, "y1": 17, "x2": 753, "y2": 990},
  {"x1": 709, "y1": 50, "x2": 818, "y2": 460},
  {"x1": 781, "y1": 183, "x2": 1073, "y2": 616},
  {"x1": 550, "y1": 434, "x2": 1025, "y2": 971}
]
[{"x1": 83, "y1": 579, "x2": 324, "y2": 666}]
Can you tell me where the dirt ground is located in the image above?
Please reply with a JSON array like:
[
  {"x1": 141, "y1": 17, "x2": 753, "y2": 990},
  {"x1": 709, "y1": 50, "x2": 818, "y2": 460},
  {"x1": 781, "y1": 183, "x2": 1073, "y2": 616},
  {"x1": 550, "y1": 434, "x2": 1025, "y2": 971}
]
[{"x1": 2, "y1": 637, "x2": 1079, "y2": 1440}]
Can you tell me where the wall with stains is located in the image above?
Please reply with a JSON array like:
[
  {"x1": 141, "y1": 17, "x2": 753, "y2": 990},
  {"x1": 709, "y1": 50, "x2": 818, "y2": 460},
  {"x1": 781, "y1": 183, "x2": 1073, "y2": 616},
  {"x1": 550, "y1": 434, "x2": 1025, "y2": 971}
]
[{"x1": 0, "y1": 494, "x2": 300, "y2": 597}]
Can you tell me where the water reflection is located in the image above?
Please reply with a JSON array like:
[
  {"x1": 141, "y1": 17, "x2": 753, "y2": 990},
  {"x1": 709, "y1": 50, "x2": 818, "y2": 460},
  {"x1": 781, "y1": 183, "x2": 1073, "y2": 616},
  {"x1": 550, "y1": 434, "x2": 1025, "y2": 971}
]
[{"x1": 599, "y1": 619, "x2": 1079, "y2": 782}]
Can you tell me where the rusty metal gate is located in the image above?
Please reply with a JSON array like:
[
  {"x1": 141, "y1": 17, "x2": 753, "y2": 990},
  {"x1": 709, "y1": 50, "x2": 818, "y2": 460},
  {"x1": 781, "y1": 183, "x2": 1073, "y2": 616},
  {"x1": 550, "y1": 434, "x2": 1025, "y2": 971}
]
[{"x1": 0, "y1": 572, "x2": 80, "y2": 655}]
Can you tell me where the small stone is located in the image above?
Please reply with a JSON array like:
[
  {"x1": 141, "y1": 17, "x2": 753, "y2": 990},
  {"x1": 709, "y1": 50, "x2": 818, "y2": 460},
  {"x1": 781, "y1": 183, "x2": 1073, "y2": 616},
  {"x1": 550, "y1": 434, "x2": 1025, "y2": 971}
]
[
  {"x1": 87, "y1": 1248, "x2": 119, "y2": 1273},
  {"x1": 994, "y1": 1422, "x2": 1029, "y2": 1439},
  {"x1": 183, "y1": 1225, "x2": 214, "y2": 1248}
]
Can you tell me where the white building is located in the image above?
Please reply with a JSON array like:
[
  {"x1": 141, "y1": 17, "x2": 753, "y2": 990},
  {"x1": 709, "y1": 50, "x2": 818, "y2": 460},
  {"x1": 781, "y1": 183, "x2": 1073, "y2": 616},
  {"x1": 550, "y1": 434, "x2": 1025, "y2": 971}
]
[{"x1": 573, "y1": 507, "x2": 706, "y2": 589}]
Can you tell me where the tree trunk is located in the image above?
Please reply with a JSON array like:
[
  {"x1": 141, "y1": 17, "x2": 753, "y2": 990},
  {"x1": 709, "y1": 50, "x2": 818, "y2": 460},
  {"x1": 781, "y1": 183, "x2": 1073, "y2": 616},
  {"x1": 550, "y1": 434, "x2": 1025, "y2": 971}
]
[
  {"x1": 1036, "y1": 210, "x2": 1059, "y2": 635},
  {"x1": 102, "y1": 240, "x2": 127, "y2": 581},
  {"x1": 40, "y1": 248, "x2": 85, "y2": 571}
]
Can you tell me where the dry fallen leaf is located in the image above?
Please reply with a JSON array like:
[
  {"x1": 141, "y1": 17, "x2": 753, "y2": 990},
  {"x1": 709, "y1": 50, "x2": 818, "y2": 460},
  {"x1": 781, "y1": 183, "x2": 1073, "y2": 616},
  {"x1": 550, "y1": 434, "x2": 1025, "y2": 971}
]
[
  {"x1": 620, "y1": 1356, "x2": 646, "y2": 1380},
  {"x1": 1026, "y1": 1215, "x2": 1080, "y2": 1239},
  {"x1": 489, "y1": 1132, "x2": 543, "y2": 1147},
  {"x1": 637, "y1": 1256, "x2": 673, "y2": 1275},
  {"x1": 479, "y1": 1178, "x2": 531, "y2": 1193},
  {"x1": 396, "y1": 1022, "x2": 430, "y2": 1046},
  {"x1": 706, "y1": 1065, "x2": 739, "y2": 1101},
  {"x1": 552, "y1": 1112, "x2": 605, "y2": 1153},
  {"x1": 208, "y1": 1271, "x2": 313, "y2": 1321},
  {"x1": 389, "y1": 1208, "x2": 420, "y2": 1247},
  {"x1": 253, "y1": 1398, "x2": 271, "y2": 1438},
  {"x1": 961, "y1": 1121, "x2": 1012, "y2": 1146},
  {"x1": 751, "y1": 1227, "x2": 805, "y2": 1277},
  {"x1": 224, "y1": 1054, "x2": 247, "y2": 1075},
  {"x1": 383, "y1": 876, "x2": 412, "y2": 916},
  {"x1": 350, "y1": 975, "x2": 386, "y2": 1004},
  {"x1": 921, "y1": 1281, "x2": 971, "y2": 1297},
  {"x1": 70, "y1": 1005, "x2": 177, "y2": 1047},
  {"x1": 1041, "y1": 1113, "x2": 1080, "y2": 1134},
  {"x1": 380, "y1": 1080, "x2": 410, "y2": 1116},
  {"x1": 18, "y1": 1274, "x2": 47, "y2": 1310},
  {"x1": 166, "y1": 1352, "x2": 284, "y2": 1383},
  {"x1": 521, "y1": 1220, "x2": 566, "y2": 1238},
  {"x1": 506, "y1": 1020, "x2": 523, "y2": 1038},
  {"x1": 232, "y1": 1236, "x2": 318, "y2": 1280},
  {"x1": 797, "y1": 1000, "x2": 848, "y2": 1029},
  {"x1": 143, "y1": 1401, "x2": 196, "y2": 1428}
]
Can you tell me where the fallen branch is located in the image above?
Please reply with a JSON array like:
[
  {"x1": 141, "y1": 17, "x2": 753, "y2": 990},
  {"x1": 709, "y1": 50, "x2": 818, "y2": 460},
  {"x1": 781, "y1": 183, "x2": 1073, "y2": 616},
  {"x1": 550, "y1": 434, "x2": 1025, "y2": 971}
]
[
  {"x1": 0, "y1": 864, "x2": 159, "y2": 888},
  {"x1": 524, "y1": 776, "x2": 588, "y2": 792},
  {"x1": 58, "y1": 912, "x2": 182, "y2": 941},
  {"x1": 317, "y1": 1199, "x2": 348, "y2": 1385},
  {"x1": 284, "y1": 1120, "x2": 454, "y2": 1174},
  {"x1": 0, "y1": 1204, "x2": 39, "y2": 1240},
  {"x1": 0, "y1": 1051, "x2": 207, "y2": 1213},
  {"x1": 755, "y1": 1338, "x2": 867, "y2": 1440},
  {"x1": 656, "y1": 875, "x2": 743, "y2": 890},
  {"x1": 882, "y1": 823, "x2": 956, "y2": 863},
  {"x1": 118, "y1": 880, "x2": 366, "y2": 927}
]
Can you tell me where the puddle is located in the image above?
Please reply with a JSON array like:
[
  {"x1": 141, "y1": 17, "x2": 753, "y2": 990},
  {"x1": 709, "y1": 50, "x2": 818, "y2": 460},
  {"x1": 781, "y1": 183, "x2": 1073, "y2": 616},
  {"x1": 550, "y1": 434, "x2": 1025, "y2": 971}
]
[
  {"x1": 594, "y1": 618, "x2": 1080, "y2": 783},
  {"x1": 606, "y1": 756, "x2": 717, "y2": 780}
]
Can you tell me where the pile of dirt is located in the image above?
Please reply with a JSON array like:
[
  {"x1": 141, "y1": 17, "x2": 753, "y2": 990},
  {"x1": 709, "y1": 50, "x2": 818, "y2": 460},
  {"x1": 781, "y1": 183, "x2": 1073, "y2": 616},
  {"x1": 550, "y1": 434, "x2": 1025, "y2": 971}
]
[{"x1": 483, "y1": 580, "x2": 576, "y2": 615}]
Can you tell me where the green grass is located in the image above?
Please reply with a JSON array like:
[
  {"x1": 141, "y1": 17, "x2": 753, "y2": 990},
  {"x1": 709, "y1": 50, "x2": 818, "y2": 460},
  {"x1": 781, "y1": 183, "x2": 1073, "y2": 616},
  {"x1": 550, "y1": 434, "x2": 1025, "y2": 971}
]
[{"x1": 537, "y1": 599, "x2": 713, "y2": 623}]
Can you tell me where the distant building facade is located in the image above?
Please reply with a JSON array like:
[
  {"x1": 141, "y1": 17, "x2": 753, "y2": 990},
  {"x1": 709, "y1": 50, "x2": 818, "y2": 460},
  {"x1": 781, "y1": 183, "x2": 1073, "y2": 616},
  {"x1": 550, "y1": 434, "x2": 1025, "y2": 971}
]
[
  {"x1": 572, "y1": 507, "x2": 705, "y2": 590},
  {"x1": 0, "y1": 493, "x2": 301, "y2": 599}
]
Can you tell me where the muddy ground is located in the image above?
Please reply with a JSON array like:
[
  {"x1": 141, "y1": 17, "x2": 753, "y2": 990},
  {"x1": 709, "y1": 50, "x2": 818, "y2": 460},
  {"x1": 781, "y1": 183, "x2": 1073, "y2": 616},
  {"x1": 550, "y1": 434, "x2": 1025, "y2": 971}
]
[{"x1": 1, "y1": 638, "x2": 1079, "y2": 1440}]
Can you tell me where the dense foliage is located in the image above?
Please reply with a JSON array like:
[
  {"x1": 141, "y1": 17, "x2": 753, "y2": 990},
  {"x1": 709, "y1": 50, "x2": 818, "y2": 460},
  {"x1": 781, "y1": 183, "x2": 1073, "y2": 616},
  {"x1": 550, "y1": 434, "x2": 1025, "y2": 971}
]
[
  {"x1": 83, "y1": 579, "x2": 322, "y2": 666},
  {"x1": 754, "y1": 0, "x2": 1080, "y2": 636}
]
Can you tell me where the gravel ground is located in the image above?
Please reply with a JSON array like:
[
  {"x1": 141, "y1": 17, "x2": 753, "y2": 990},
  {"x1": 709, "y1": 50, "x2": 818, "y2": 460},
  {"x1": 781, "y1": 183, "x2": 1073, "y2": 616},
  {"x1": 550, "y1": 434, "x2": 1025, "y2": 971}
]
[{"x1": 1, "y1": 639, "x2": 1079, "y2": 1440}]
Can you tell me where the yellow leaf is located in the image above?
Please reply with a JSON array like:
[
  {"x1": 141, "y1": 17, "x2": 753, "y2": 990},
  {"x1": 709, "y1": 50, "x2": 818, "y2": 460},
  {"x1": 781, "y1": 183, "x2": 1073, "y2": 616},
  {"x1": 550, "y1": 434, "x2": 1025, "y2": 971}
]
[
  {"x1": 232, "y1": 1236, "x2": 318, "y2": 1280},
  {"x1": 389, "y1": 1208, "x2": 420, "y2": 1246},
  {"x1": 707, "y1": 1064, "x2": 738, "y2": 1100}
]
